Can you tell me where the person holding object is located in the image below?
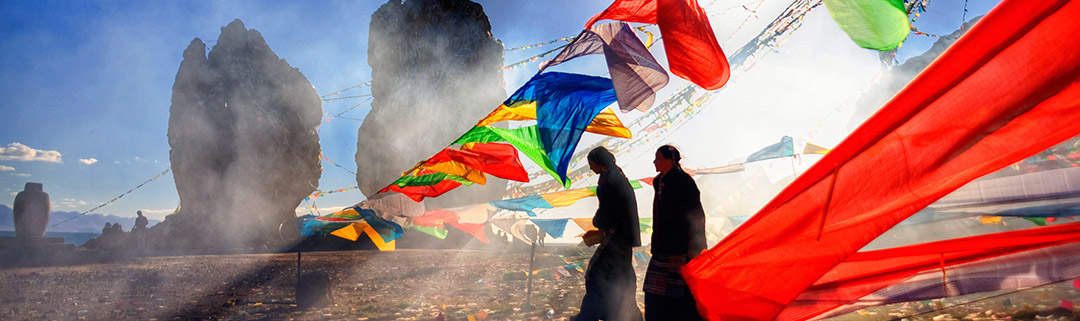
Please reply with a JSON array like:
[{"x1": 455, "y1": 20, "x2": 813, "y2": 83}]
[
  {"x1": 574, "y1": 147, "x2": 643, "y2": 321},
  {"x1": 644, "y1": 145, "x2": 706, "y2": 320}
]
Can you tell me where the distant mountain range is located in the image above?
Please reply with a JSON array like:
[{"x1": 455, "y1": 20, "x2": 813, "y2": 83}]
[{"x1": 0, "y1": 204, "x2": 159, "y2": 233}]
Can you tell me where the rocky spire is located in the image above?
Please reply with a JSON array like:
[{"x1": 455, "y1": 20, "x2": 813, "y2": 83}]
[
  {"x1": 357, "y1": 0, "x2": 507, "y2": 209},
  {"x1": 167, "y1": 19, "x2": 322, "y2": 250}
]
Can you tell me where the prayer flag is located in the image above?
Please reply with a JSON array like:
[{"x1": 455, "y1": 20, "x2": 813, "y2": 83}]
[
  {"x1": 542, "y1": 22, "x2": 669, "y2": 112},
  {"x1": 585, "y1": 0, "x2": 730, "y2": 90},
  {"x1": 532, "y1": 218, "x2": 570, "y2": 238},
  {"x1": 747, "y1": 136, "x2": 795, "y2": 162},
  {"x1": 684, "y1": 1, "x2": 1080, "y2": 319},
  {"x1": 823, "y1": 0, "x2": 909, "y2": 50}
]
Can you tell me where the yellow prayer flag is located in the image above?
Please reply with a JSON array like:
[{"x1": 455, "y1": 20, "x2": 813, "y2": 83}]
[
  {"x1": 330, "y1": 223, "x2": 361, "y2": 241},
  {"x1": 410, "y1": 160, "x2": 487, "y2": 185},
  {"x1": 980, "y1": 216, "x2": 1003, "y2": 224},
  {"x1": 572, "y1": 218, "x2": 595, "y2": 231},
  {"x1": 474, "y1": 103, "x2": 630, "y2": 138},
  {"x1": 803, "y1": 142, "x2": 831, "y2": 155},
  {"x1": 541, "y1": 188, "x2": 597, "y2": 207},
  {"x1": 331, "y1": 222, "x2": 396, "y2": 251}
]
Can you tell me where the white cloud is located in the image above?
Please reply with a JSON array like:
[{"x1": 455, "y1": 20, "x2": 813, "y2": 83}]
[
  {"x1": 14, "y1": 173, "x2": 31, "y2": 177},
  {"x1": 0, "y1": 142, "x2": 62, "y2": 163},
  {"x1": 139, "y1": 208, "x2": 177, "y2": 220},
  {"x1": 0, "y1": 165, "x2": 13, "y2": 171},
  {"x1": 54, "y1": 198, "x2": 90, "y2": 209},
  {"x1": 78, "y1": 158, "x2": 99, "y2": 165}
]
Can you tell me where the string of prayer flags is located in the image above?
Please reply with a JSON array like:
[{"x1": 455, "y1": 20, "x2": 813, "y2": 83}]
[
  {"x1": 822, "y1": 0, "x2": 910, "y2": 51},
  {"x1": 585, "y1": 0, "x2": 730, "y2": 90},
  {"x1": 541, "y1": 22, "x2": 669, "y2": 112},
  {"x1": 490, "y1": 195, "x2": 554, "y2": 217},
  {"x1": 504, "y1": 37, "x2": 575, "y2": 51},
  {"x1": 50, "y1": 168, "x2": 172, "y2": 229}
]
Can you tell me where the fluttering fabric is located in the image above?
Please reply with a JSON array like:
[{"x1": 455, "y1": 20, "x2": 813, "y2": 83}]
[
  {"x1": 812, "y1": 242, "x2": 1080, "y2": 319},
  {"x1": 822, "y1": 0, "x2": 910, "y2": 51},
  {"x1": 355, "y1": 192, "x2": 426, "y2": 218},
  {"x1": 331, "y1": 222, "x2": 396, "y2": 251},
  {"x1": 542, "y1": 22, "x2": 669, "y2": 112},
  {"x1": 413, "y1": 207, "x2": 491, "y2": 243},
  {"x1": 802, "y1": 142, "x2": 830, "y2": 155},
  {"x1": 475, "y1": 104, "x2": 631, "y2": 139},
  {"x1": 406, "y1": 142, "x2": 530, "y2": 183},
  {"x1": 573, "y1": 217, "x2": 597, "y2": 231},
  {"x1": 746, "y1": 136, "x2": 795, "y2": 162},
  {"x1": 532, "y1": 218, "x2": 570, "y2": 238},
  {"x1": 455, "y1": 126, "x2": 557, "y2": 182},
  {"x1": 380, "y1": 173, "x2": 472, "y2": 202},
  {"x1": 490, "y1": 195, "x2": 554, "y2": 217},
  {"x1": 778, "y1": 222, "x2": 1080, "y2": 320},
  {"x1": 318, "y1": 207, "x2": 405, "y2": 243},
  {"x1": 584, "y1": 0, "x2": 730, "y2": 90},
  {"x1": 412, "y1": 225, "x2": 449, "y2": 239},
  {"x1": 541, "y1": 188, "x2": 597, "y2": 207},
  {"x1": 683, "y1": 1, "x2": 1080, "y2": 319},
  {"x1": 521, "y1": 72, "x2": 618, "y2": 187}
]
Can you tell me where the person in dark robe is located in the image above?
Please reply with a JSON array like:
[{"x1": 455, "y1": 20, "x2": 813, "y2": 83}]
[
  {"x1": 644, "y1": 145, "x2": 706, "y2": 320},
  {"x1": 574, "y1": 147, "x2": 643, "y2": 321}
]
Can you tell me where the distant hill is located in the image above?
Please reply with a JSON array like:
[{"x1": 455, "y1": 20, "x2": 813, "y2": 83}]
[{"x1": 0, "y1": 205, "x2": 159, "y2": 233}]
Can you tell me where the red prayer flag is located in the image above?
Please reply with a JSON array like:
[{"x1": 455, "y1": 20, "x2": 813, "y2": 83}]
[
  {"x1": 1063, "y1": 299, "x2": 1075, "y2": 310},
  {"x1": 682, "y1": 0, "x2": 1080, "y2": 320},
  {"x1": 380, "y1": 180, "x2": 462, "y2": 202},
  {"x1": 585, "y1": 0, "x2": 730, "y2": 90},
  {"x1": 426, "y1": 143, "x2": 529, "y2": 182},
  {"x1": 413, "y1": 209, "x2": 460, "y2": 228}
]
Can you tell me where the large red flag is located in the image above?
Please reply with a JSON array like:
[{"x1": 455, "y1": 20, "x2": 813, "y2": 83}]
[
  {"x1": 682, "y1": 0, "x2": 1080, "y2": 319},
  {"x1": 585, "y1": 0, "x2": 729, "y2": 90}
]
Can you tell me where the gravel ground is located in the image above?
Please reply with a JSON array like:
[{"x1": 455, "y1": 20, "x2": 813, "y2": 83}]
[{"x1": 1, "y1": 248, "x2": 1077, "y2": 321}]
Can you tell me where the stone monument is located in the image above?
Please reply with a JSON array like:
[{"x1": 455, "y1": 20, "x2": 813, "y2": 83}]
[{"x1": 13, "y1": 182, "x2": 49, "y2": 238}]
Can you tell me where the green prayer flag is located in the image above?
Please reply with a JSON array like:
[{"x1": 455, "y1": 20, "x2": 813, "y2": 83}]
[
  {"x1": 823, "y1": 0, "x2": 909, "y2": 51},
  {"x1": 412, "y1": 225, "x2": 449, "y2": 239},
  {"x1": 454, "y1": 126, "x2": 564, "y2": 187}
]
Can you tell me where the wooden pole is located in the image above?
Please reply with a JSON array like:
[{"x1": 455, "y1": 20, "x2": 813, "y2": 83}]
[{"x1": 525, "y1": 239, "x2": 536, "y2": 310}]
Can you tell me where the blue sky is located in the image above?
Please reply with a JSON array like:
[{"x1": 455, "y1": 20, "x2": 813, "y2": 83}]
[{"x1": 0, "y1": 0, "x2": 1000, "y2": 223}]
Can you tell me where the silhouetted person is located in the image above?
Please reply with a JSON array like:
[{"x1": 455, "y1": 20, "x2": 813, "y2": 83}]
[
  {"x1": 644, "y1": 145, "x2": 706, "y2": 320},
  {"x1": 574, "y1": 147, "x2": 642, "y2": 321},
  {"x1": 134, "y1": 210, "x2": 149, "y2": 231},
  {"x1": 133, "y1": 210, "x2": 149, "y2": 253}
]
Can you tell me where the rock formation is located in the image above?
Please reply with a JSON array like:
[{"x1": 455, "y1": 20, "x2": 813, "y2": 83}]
[
  {"x1": 13, "y1": 182, "x2": 49, "y2": 238},
  {"x1": 357, "y1": 0, "x2": 506, "y2": 209},
  {"x1": 167, "y1": 19, "x2": 322, "y2": 250}
]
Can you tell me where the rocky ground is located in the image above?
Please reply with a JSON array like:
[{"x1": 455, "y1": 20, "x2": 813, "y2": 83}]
[{"x1": 0, "y1": 248, "x2": 1077, "y2": 321}]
